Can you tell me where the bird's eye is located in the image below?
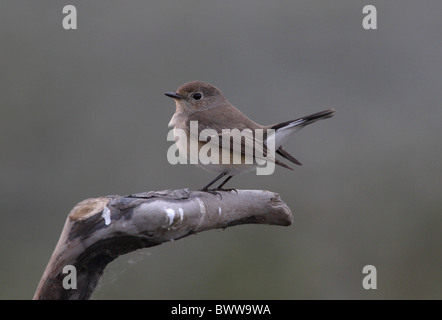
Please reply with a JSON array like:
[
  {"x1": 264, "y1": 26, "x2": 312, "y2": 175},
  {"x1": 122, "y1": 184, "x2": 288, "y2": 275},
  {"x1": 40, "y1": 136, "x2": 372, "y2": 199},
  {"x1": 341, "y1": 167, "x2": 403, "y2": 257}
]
[{"x1": 192, "y1": 92, "x2": 203, "y2": 100}]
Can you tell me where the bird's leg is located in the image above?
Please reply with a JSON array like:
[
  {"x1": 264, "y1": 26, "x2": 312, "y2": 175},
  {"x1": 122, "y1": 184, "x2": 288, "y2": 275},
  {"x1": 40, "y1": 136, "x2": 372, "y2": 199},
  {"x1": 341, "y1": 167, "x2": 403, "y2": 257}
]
[
  {"x1": 200, "y1": 172, "x2": 228, "y2": 197},
  {"x1": 214, "y1": 175, "x2": 237, "y2": 194}
]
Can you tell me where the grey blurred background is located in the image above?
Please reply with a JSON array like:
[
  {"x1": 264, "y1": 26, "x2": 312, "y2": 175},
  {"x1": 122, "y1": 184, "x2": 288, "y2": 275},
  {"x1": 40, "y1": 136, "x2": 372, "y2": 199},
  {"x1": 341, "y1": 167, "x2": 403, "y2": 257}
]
[{"x1": 1, "y1": 0, "x2": 441, "y2": 299}]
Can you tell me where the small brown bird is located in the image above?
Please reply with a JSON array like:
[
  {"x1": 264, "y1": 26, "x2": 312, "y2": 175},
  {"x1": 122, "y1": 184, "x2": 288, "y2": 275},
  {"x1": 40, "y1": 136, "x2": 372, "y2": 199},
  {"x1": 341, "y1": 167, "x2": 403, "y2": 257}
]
[{"x1": 165, "y1": 81, "x2": 335, "y2": 191}]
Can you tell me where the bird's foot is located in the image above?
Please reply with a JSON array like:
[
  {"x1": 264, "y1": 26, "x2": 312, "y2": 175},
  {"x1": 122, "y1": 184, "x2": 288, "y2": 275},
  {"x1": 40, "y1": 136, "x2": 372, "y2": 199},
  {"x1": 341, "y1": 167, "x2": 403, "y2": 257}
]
[
  {"x1": 199, "y1": 187, "x2": 238, "y2": 200},
  {"x1": 199, "y1": 188, "x2": 222, "y2": 199},
  {"x1": 215, "y1": 188, "x2": 238, "y2": 194}
]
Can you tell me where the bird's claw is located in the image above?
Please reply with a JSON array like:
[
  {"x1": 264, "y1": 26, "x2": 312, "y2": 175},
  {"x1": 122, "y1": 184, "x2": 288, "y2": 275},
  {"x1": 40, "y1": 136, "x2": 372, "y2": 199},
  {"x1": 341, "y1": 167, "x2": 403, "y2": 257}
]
[
  {"x1": 199, "y1": 188, "x2": 238, "y2": 199},
  {"x1": 216, "y1": 188, "x2": 238, "y2": 194},
  {"x1": 199, "y1": 188, "x2": 222, "y2": 199}
]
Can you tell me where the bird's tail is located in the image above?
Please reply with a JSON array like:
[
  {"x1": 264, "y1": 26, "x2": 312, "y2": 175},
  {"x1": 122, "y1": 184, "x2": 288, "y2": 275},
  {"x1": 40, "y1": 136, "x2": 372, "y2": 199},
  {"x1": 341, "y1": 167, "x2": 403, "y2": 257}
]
[
  {"x1": 270, "y1": 109, "x2": 336, "y2": 131},
  {"x1": 268, "y1": 108, "x2": 336, "y2": 168}
]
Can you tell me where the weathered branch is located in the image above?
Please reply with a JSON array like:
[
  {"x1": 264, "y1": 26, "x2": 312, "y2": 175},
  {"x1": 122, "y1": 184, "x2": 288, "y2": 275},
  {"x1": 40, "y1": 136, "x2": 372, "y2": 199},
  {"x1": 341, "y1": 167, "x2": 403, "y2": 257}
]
[{"x1": 33, "y1": 189, "x2": 292, "y2": 300}]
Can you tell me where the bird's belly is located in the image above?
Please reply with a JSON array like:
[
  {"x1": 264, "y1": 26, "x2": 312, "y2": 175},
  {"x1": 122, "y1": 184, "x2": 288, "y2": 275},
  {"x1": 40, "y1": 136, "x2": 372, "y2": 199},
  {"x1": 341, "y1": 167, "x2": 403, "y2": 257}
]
[{"x1": 173, "y1": 127, "x2": 259, "y2": 175}]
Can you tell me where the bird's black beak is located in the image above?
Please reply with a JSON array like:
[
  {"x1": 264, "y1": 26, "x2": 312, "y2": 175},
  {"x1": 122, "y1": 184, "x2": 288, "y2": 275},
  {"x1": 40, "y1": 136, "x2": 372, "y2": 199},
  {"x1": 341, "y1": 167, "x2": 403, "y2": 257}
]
[{"x1": 164, "y1": 92, "x2": 184, "y2": 100}]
